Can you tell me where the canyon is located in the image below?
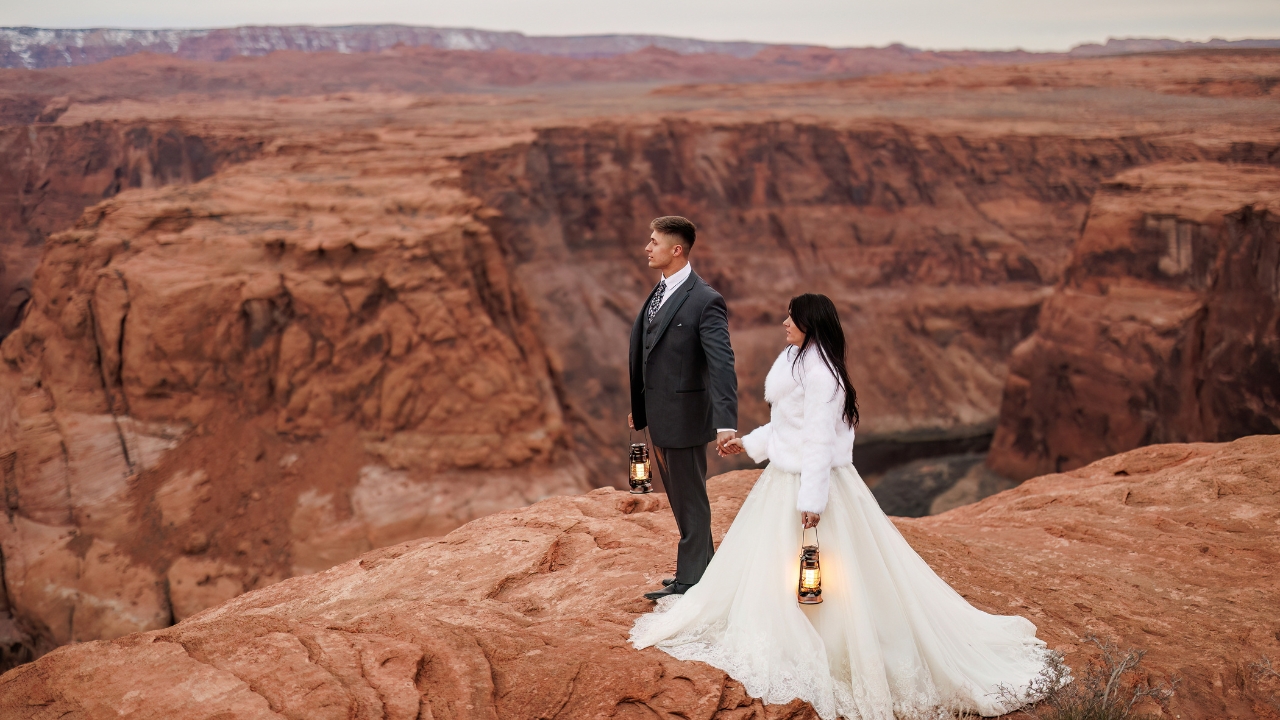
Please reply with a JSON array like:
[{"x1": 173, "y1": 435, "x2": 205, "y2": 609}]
[
  {"x1": 1, "y1": 434, "x2": 1276, "y2": 719},
  {"x1": 988, "y1": 162, "x2": 1280, "y2": 478},
  {"x1": 0, "y1": 46, "x2": 1277, "y2": 674}
]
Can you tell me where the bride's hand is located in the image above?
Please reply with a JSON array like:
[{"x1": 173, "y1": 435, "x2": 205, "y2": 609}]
[
  {"x1": 717, "y1": 438, "x2": 745, "y2": 457},
  {"x1": 802, "y1": 511, "x2": 820, "y2": 528}
]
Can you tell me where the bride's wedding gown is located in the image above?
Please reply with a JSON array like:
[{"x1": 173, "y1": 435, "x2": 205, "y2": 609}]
[{"x1": 630, "y1": 348, "x2": 1054, "y2": 720}]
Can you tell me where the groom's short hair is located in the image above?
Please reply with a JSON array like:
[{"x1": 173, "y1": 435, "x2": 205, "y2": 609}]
[{"x1": 651, "y1": 216, "x2": 696, "y2": 254}]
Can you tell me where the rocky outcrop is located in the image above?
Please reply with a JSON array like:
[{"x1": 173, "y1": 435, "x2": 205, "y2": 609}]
[
  {"x1": 988, "y1": 163, "x2": 1280, "y2": 479},
  {"x1": 0, "y1": 126, "x2": 588, "y2": 656},
  {"x1": 1, "y1": 435, "x2": 1276, "y2": 719},
  {"x1": 0, "y1": 121, "x2": 262, "y2": 336}
]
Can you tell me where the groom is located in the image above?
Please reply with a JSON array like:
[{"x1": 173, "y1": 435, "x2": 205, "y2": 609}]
[{"x1": 628, "y1": 216, "x2": 738, "y2": 601}]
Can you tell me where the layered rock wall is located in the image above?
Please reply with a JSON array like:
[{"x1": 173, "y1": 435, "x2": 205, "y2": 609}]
[
  {"x1": 0, "y1": 119, "x2": 262, "y2": 335},
  {"x1": 989, "y1": 163, "x2": 1280, "y2": 478},
  {"x1": 463, "y1": 121, "x2": 1188, "y2": 479},
  {"x1": 0, "y1": 129, "x2": 588, "y2": 655}
]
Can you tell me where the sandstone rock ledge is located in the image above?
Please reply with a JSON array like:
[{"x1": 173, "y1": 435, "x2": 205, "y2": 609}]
[{"x1": 2, "y1": 436, "x2": 1277, "y2": 720}]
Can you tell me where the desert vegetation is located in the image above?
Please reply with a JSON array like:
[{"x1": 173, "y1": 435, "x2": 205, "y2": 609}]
[{"x1": 996, "y1": 637, "x2": 1176, "y2": 720}]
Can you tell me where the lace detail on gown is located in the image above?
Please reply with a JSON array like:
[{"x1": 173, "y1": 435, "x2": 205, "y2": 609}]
[
  {"x1": 630, "y1": 465, "x2": 1056, "y2": 720},
  {"x1": 636, "y1": 594, "x2": 847, "y2": 719}
]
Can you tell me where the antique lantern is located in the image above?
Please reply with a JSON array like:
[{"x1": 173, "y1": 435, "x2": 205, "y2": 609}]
[
  {"x1": 628, "y1": 441, "x2": 653, "y2": 494},
  {"x1": 797, "y1": 528, "x2": 823, "y2": 604}
]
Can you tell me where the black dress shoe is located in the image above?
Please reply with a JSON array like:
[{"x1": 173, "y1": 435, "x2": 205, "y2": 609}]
[
  {"x1": 661, "y1": 577, "x2": 676, "y2": 587},
  {"x1": 644, "y1": 582, "x2": 692, "y2": 601}
]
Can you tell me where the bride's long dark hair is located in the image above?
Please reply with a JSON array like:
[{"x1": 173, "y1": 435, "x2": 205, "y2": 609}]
[{"x1": 788, "y1": 293, "x2": 860, "y2": 428}]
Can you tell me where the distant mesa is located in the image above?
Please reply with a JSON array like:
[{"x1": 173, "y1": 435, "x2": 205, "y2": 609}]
[
  {"x1": 0, "y1": 25, "x2": 771, "y2": 70},
  {"x1": 2, "y1": 24, "x2": 1278, "y2": 71},
  {"x1": 1069, "y1": 36, "x2": 1280, "y2": 57}
]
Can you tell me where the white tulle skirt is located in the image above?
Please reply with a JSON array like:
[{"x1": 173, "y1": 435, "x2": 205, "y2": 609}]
[{"x1": 630, "y1": 464, "x2": 1054, "y2": 720}]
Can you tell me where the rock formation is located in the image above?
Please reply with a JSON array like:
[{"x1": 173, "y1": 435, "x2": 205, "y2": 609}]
[
  {"x1": 0, "y1": 124, "x2": 589, "y2": 655},
  {"x1": 461, "y1": 121, "x2": 1192, "y2": 482},
  {"x1": 0, "y1": 48, "x2": 1277, "y2": 659},
  {"x1": 1, "y1": 434, "x2": 1276, "y2": 719},
  {"x1": 0, "y1": 120, "x2": 262, "y2": 335},
  {"x1": 988, "y1": 163, "x2": 1280, "y2": 479}
]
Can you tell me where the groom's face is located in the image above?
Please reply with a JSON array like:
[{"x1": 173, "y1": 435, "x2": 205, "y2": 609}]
[{"x1": 646, "y1": 230, "x2": 683, "y2": 271}]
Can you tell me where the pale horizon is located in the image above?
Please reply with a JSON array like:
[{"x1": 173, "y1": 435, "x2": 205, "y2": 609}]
[
  {"x1": 3, "y1": 0, "x2": 1279, "y2": 53},
  {"x1": 2, "y1": 23, "x2": 1279, "y2": 54}
]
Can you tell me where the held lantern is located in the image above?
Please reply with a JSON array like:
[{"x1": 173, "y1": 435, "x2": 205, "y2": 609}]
[
  {"x1": 797, "y1": 527, "x2": 823, "y2": 604},
  {"x1": 628, "y1": 441, "x2": 653, "y2": 494}
]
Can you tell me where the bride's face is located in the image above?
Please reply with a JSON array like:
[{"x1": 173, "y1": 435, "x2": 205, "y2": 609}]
[{"x1": 783, "y1": 315, "x2": 805, "y2": 347}]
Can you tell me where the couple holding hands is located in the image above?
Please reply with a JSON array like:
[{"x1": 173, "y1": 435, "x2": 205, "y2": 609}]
[{"x1": 626, "y1": 216, "x2": 1056, "y2": 719}]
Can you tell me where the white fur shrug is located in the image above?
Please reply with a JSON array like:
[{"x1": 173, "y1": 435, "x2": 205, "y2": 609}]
[{"x1": 740, "y1": 346, "x2": 855, "y2": 514}]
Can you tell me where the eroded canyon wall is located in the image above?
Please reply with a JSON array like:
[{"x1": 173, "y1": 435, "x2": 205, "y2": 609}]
[
  {"x1": 0, "y1": 129, "x2": 588, "y2": 655},
  {"x1": 462, "y1": 121, "x2": 1195, "y2": 480},
  {"x1": 988, "y1": 162, "x2": 1280, "y2": 479},
  {"x1": 0, "y1": 119, "x2": 262, "y2": 335}
]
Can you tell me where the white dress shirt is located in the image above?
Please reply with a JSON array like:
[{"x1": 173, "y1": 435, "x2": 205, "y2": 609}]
[
  {"x1": 652, "y1": 263, "x2": 734, "y2": 434},
  {"x1": 654, "y1": 262, "x2": 692, "y2": 313}
]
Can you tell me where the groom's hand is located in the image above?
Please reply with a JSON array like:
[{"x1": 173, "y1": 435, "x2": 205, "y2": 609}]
[
  {"x1": 717, "y1": 438, "x2": 744, "y2": 457},
  {"x1": 628, "y1": 413, "x2": 634, "y2": 430},
  {"x1": 715, "y1": 430, "x2": 736, "y2": 454}
]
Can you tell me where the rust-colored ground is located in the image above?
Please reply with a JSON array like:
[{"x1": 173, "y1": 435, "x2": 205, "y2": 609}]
[{"x1": 2, "y1": 435, "x2": 1276, "y2": 719}]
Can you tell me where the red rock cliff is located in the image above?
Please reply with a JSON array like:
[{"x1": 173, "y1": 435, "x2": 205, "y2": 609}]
[
  {"x1": 988, "y1": 163, "x2": 1280, "y2": 479},
  {"x1": 0, "y1": 126, "x2": 588, "y2": 654},
  {"x1": 461, "y1": 121, "x2": 1199, "y2": 482},
  {"x1": 0, "y1": 120, "x2": 262, "y2": 335}
]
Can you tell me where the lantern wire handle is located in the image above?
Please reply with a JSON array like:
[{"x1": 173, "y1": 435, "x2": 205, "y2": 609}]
[
  {"x1": 801, "y1": 524, "x2": 819, "y2": 550},
  {"x1": 627, "y1": 426, "x2": 653, "y2": 451}
]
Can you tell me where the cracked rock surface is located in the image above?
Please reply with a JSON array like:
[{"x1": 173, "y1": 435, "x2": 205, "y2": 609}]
[{"x1": 3, "y1": 435, "x2": 1277, "y2": 719}]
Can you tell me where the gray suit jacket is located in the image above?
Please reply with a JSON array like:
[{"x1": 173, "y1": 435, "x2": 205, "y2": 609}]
[{"x1": 629, "y1": 271, "x2": 738, "y2": 448}]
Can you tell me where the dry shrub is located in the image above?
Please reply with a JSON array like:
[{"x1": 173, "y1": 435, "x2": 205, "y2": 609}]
[
  {"x1": 1252, "y1": 656, "x2": 1280, "y2": 713},
  {"x1": 994, "y1": 636, "x2": 1176, "y2": 720}
]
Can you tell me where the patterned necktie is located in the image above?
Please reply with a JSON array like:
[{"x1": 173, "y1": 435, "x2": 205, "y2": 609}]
[{"x1": 647, "y1": 279, "x2": 666, "y2": 322}]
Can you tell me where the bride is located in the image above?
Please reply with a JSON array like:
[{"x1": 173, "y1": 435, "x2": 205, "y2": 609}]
[{"x1": 630, "y1": 294, "x2": 1056, "y2": 719}]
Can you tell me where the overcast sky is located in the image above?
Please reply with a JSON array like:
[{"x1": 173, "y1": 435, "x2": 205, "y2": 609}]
[{"x1": 3, "y1": 0, "x2": 1278, "y2": 52}]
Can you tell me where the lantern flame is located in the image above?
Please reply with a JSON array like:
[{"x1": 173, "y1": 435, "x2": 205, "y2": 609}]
[
  {"x1": 628, "y1": 442, "x2": 652, "y2": 494},
  {"x1": 801, "y1": 567, "x2": 820, "y2": 590},
  {"x1": 798, "y1": 537, "x2": 823, "y2": 604}
]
